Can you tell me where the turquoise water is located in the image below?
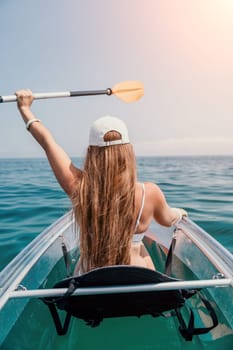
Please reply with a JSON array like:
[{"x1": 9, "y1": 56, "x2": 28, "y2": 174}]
[
  {"x1": 0, "y1": 156, "x2": 233, "y2": 271},
  {"x1": 0, "y1": 156, "x2": 233, "y2": 349}
]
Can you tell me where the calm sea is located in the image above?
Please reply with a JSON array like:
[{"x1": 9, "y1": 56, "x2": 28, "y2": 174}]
[{"x1": 0, "y1": 156, "x2": 233, "y2": 272}]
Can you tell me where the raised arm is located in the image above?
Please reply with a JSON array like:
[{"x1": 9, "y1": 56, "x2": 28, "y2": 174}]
[{"x1": 15, "y1": 90, "x2": 81, "y2": 197}]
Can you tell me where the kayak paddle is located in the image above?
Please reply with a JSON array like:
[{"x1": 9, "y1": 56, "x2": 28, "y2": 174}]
[{"x1": 0, "y1": 81, "x2": 144, "y2": 104}]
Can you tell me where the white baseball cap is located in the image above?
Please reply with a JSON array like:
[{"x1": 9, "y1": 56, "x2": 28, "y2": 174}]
[{"x1": 89, "y1": 116, "x2": 130, "y2": 147}]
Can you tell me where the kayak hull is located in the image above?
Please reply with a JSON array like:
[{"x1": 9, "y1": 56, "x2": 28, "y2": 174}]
[{"x1": 0, "y1": 212, "x2": 232, "y2": 349}]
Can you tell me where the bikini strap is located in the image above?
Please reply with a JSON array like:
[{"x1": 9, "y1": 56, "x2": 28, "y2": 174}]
[{"x1": 135, "y1": 183, "x2": 145, "y2": 230}]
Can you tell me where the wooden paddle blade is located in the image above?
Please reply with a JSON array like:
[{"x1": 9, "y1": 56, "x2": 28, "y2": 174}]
[{"x1": 111, "y1": 81, "x2": 144, "y2": 103}]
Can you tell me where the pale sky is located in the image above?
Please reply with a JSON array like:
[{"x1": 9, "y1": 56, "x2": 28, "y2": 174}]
[{"x1": 1, "y1": 0, "x2": 233, "y2": 157}]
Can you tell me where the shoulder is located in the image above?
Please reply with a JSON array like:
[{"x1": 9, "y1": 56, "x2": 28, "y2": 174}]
[
  {"x1": 136, "y1": 181, "x2": 165, "y2": 202},
  {"x1": 65, "y1": 164, "x2": 83, "y2": 197},
  {"x1": 143, "y1": 182, "x2": 166, "y2": 206},
  {"x1": 144, "y1": 182, "x2": 164, "y2": 195}
]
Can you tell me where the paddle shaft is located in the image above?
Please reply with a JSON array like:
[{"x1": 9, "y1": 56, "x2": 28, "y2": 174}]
[{"x1": 0, "y1": 88, "x2": 112, "y2": 103}]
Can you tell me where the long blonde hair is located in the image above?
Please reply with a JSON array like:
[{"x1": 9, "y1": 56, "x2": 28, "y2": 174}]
[{"x1": 72, "y1": 131, "x2": 137, "y2": 271}]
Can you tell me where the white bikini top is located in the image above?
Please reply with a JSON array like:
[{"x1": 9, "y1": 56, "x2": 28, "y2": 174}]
[{"x1": 132, "y1": 183, "x2": 146, "y2": 243}]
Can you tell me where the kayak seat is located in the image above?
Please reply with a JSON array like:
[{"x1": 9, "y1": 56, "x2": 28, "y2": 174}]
[{"x1": 42, "y1": 265, "x2": 218, "y2": 340}]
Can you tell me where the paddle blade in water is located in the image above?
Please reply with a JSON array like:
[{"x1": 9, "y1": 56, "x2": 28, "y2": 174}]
[{"x1": 111, "y1": 81, "x2": 144, "y2": 103}]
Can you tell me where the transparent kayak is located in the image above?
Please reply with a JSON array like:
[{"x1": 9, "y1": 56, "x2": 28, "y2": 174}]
[{"x1": 0, "y1": 212, "x2": 232, "y2": 350}]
